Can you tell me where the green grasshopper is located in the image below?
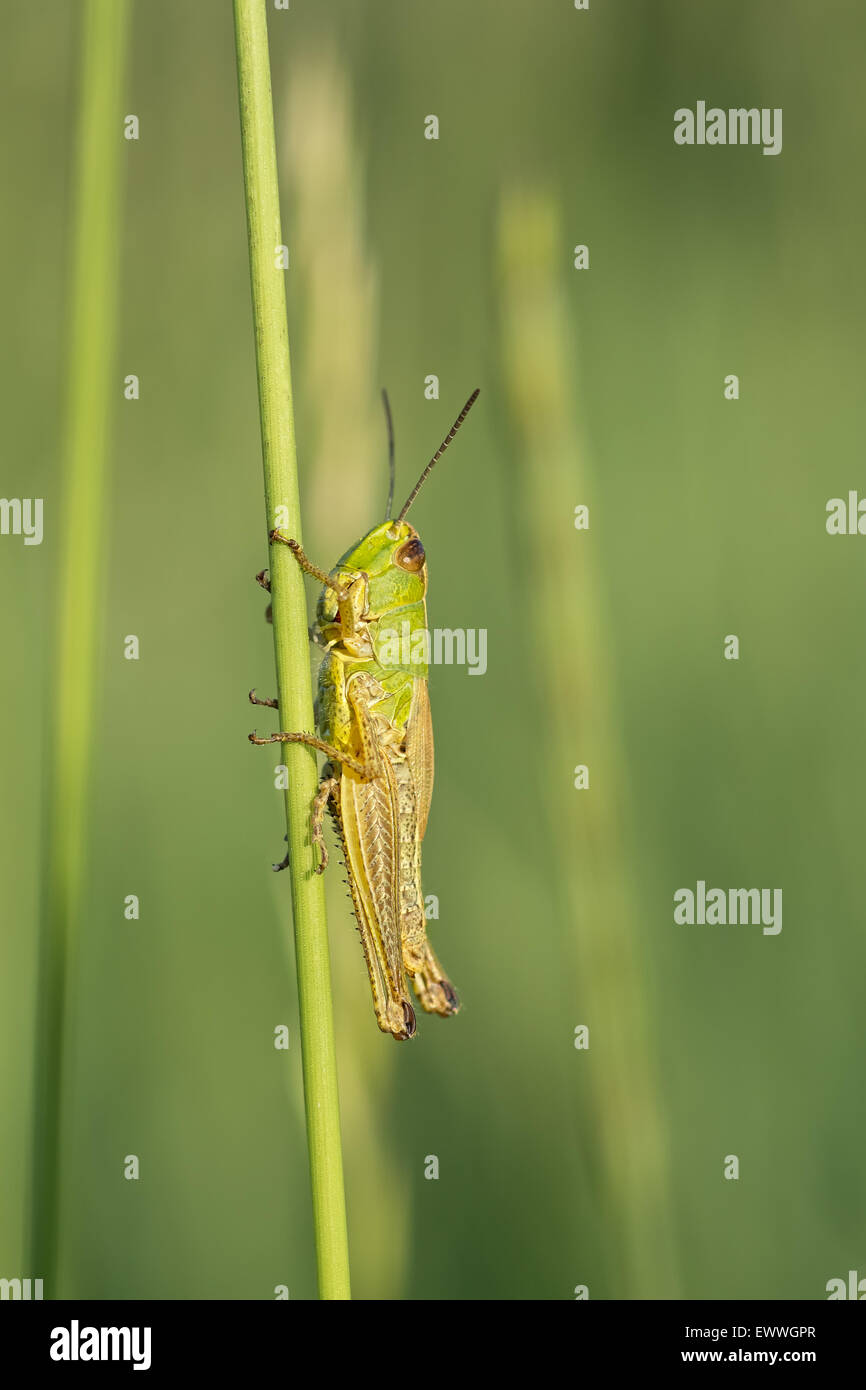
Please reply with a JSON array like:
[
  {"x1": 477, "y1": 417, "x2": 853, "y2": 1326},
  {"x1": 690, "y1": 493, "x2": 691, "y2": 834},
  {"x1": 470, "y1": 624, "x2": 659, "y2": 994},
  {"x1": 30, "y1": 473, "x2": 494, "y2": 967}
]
[{"x1": 250, "y1": 389, "x2": 480, "y2": 1041}]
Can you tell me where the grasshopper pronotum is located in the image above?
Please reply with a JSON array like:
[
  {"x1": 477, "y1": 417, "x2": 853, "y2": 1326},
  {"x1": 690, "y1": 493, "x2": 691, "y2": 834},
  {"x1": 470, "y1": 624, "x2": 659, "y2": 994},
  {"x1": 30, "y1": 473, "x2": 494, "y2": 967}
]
[{"x1": 250, "y1": 390, "x2": 480, "y2": 1040}]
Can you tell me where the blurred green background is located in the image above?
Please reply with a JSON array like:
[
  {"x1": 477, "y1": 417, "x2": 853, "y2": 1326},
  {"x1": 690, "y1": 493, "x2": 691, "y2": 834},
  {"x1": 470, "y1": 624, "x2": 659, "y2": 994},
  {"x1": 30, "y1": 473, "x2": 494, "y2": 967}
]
[{"x1": 2, "y1": 0, "x2": 865, "y2": 1299}]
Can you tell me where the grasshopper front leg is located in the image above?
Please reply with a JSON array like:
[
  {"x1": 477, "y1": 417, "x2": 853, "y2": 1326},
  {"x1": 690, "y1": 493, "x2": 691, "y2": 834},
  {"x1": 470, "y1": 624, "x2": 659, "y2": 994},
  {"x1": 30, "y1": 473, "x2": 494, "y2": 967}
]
[
  {"x1": 271, "y1": 531, "x2": 370, "y2": 648},
  {"x1": 269, "y1": 533, "x2": 349, "y2": 598}
]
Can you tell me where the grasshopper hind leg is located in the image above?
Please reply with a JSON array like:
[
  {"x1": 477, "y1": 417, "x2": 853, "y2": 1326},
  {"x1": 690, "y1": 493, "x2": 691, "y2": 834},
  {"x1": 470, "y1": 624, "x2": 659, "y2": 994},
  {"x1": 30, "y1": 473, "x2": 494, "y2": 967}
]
[
  {"x1": 402, "y1": 908, "x2": 460, "y2": 1016},
  {"x1": 408, "y1": 944, "x2": 460, "y2": 1018},
  {"x1": 395, "y1": 843, "x2": 459, "y2": 1017},
  {"x1": 327, "y1": 788, "x2": 417, "y2": 1042}
]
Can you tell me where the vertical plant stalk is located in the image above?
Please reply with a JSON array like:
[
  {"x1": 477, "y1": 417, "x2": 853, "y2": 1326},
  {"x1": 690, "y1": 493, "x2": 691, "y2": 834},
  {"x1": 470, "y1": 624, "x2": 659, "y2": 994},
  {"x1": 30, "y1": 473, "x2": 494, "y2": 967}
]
[
  {"x1": 233, "y1": 0, "x2": 351, "y2": 1300},
  {"x1": 28, "y1": 0, "x2": 130, "y2": 1296}
]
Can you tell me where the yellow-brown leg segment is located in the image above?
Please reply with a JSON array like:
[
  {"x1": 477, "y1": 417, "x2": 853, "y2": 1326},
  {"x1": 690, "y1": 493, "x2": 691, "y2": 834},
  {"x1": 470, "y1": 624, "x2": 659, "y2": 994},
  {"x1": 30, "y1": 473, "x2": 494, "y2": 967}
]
[
  {"x1": 272, "y1": 530, "x2": 369, "y2": 641},
  {"x1": 408, "y1": 942, "x2": 460, "y2": 1017},
  {"x1": 311, "y1": 773, "x2": 338, "y2": 874},
  {"x1": 400, "y1": 875, "x2": 460, "y2": 1017},
  {"x1": 382, "y1": 747, "x2": 459, "y2": 1019},
  {"x1": 248, "y1": 729, "x2": 368, "y2": 777},
  {"x1": 249, "y1": 688, "x2": 278, "y2": 709},
  {"x1": 269, "y1": 531, "x2": 350, "y2": 601}
]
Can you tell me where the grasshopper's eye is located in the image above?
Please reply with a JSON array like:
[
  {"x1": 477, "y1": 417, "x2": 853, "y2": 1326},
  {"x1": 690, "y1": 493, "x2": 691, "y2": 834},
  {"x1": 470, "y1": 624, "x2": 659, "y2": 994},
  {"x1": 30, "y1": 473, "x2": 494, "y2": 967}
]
[{"x1": 394, "y1": 538, "x2": 425, "y2": 572}]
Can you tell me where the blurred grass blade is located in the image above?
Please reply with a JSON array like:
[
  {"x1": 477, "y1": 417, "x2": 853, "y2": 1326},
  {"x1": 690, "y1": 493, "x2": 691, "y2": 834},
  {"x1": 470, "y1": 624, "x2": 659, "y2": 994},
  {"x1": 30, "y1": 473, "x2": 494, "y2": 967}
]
[
  {"x1": 282, "y1": 45, "x2": 382, "y2": 550},
  {"x1": 497, "y1": 187, "x2": 680, "y2": 1298},
  {"x1": 233, "y1": 0, "x2": 351, "y2": 1301},
  {"x1": 28, "y1": 0, "x2": 131, "y2": 1296}
]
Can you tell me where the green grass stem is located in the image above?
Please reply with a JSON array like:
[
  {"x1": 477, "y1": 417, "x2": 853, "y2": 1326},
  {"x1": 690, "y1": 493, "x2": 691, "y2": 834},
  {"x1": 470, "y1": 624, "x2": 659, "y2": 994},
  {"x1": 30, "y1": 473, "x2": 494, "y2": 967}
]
[{"x1": 233, "y1": 0, "x2": 351, "y2": 1301}]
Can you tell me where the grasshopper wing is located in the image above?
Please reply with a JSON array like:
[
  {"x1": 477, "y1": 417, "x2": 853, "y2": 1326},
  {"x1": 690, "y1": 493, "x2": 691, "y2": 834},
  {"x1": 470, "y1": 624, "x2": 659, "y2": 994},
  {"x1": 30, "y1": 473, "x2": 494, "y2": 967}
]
[
  {"x1": 340, "y1": 764, "x2": 415, "y2": 1039},
  {"x1": 404, "y1": 677, "x2": 434, "y2": 840}
]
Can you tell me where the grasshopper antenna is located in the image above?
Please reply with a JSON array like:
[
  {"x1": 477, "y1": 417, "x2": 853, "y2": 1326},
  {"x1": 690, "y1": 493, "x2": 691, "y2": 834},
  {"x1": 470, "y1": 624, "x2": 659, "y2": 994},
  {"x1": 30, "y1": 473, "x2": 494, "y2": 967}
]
[
  {"x1": 395, "y1": 388, "x2": 480, "y2": 525},
  {"x1": 382, "y1": 388, "x2": 396, "y2": 519}
]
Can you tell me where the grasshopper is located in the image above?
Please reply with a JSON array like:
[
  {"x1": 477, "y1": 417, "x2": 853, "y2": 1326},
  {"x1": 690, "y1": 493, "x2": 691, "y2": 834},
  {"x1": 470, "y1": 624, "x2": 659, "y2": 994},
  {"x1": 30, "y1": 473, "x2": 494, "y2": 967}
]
[{"x1": 250, "y1": 389, "x2": 480, "y2": 1041}]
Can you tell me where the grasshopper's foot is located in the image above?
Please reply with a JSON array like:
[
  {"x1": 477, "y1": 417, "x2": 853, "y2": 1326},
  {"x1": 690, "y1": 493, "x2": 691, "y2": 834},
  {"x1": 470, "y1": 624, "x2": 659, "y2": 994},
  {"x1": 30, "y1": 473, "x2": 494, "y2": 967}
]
[
  {"x1": 256, "y1": 569, "x2": 273, "y2": 622},
  {"x1": 272, "y1": 836, "x2": 289, "y2": 873},
  {"x1": 373, "y1": 998, "x2": 417, "y2": 1041},
  {"x1": 249, "y1": 688, "x2": 278, "y2": 709},
  {"x1": 258, "y1": 553, "x2": 328, "y2": 643},
  {"x1": 407, "y1": 946, "x2": 460, "y2": 1017},
  {"x1": 268, "y1": 531, "x2": 304, "y2": 566},
  {"x1": 416, "y1": 976, "x2": 460, "y2": 1017},
  {"x1": 386, "y1": 1001, "x2": 417, "y2": 1041},
  {"x1": 273, "y1": 533, "x2": 351, "y2": 601},
  {"x1": 438, "y1": 979, "x2": 460, "y2": 1012}
]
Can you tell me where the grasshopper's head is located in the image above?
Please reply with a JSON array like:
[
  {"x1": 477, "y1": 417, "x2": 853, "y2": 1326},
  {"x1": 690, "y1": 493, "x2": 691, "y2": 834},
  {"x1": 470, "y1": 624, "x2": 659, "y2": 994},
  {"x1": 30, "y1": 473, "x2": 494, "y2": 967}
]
[
  {"x1": 318, "y1": 520, "x2": 427, "y2": 627},
  {"x1": 316, "y1": 390, "x2": 480, "y2": 629}
]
